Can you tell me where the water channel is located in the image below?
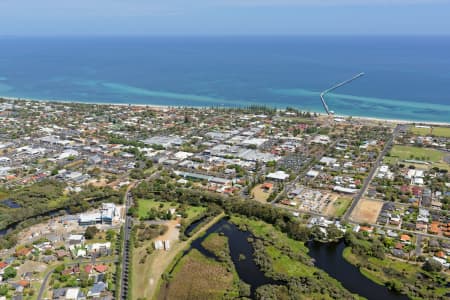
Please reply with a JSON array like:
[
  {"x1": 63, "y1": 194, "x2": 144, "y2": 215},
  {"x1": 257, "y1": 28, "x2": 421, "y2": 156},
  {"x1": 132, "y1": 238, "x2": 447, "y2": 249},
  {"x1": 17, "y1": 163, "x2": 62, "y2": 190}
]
[
  {"x1": 307, "y1": 240, "x2": 409, "y2": 300},
  {"x1": 178, "y1": 218, "x2": 410, "y2": 300}
]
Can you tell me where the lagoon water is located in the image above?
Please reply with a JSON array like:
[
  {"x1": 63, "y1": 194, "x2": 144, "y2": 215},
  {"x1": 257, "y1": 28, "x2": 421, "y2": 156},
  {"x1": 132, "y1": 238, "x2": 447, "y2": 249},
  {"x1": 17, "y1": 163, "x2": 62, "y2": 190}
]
[{"x1": 0, "y1": 36, "x2": 449, "y2": 122}]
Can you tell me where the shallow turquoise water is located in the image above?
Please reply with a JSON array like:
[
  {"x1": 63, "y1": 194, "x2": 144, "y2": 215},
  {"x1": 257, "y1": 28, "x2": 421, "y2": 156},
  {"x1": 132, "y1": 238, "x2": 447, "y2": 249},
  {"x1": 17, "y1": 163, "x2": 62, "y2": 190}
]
[{"x1": 0, "y1": 36, "x2": 449, "y2": 122}]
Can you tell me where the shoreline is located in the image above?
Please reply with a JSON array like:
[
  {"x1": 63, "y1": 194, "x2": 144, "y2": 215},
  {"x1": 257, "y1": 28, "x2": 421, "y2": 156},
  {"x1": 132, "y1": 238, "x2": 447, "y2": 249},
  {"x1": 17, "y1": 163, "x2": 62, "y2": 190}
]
[{"x1": 1, "y1": 95, "x2": 449, "y2": 126}]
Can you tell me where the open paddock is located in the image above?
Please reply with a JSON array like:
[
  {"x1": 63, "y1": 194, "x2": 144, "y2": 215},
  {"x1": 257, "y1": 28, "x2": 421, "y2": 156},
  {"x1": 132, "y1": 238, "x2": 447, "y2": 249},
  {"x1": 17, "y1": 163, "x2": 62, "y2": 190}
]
[{"x1": 350, "y1": 199, "x2": 384, "y2": 224}]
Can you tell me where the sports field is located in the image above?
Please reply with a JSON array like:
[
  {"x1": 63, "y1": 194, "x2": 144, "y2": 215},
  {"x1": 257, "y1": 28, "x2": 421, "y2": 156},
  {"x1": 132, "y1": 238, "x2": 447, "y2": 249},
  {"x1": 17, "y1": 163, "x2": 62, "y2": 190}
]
[{"x1": 411, "y1": 126, "x2": 450, "y2": 138}]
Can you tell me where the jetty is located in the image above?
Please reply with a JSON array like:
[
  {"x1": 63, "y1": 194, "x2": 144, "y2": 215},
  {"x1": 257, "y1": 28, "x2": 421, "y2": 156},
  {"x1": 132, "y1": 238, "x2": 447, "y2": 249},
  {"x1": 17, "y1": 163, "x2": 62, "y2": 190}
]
[{"x1": 320, "y1": 72, "x2": 365, "y2": 115}]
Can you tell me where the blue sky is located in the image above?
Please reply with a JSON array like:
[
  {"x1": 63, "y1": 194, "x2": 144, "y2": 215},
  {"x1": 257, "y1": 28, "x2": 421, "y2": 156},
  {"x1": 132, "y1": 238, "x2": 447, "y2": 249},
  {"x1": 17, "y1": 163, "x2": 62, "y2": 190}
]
[{"x1": 1, "y1": 0, "x2": 449, "y2": 36}]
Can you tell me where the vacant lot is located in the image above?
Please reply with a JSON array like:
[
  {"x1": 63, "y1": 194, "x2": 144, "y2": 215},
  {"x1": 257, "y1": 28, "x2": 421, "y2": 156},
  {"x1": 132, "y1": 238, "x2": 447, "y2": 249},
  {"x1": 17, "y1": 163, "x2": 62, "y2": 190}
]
[
  {"x1": 326, "y1": 197, "x2": 352, "y2": 217},
  {"x1": 137, "y1": 198, "x2": 206, "y2": 221},
  {"x1": 350, "y1": 199, "x2": 383, "y2": 224},
  {"x1": 137, "y1": 199, "x2": 173, "y2": 219},
  {"x1": 132, "y1": 220, "x2": 180, "y2": 300},
  {"x1": 159, "y1": 249, "x2": 234, "y2": 300},
  {"x1": 411, "y1": 126, "x2": 450, "y2": 138},
  {"x1": 251, "y1": 184, "x2": 272, "y2": 203},
  {"x1": 132, "y1": 213, "x2": 224, "y2": 300}
]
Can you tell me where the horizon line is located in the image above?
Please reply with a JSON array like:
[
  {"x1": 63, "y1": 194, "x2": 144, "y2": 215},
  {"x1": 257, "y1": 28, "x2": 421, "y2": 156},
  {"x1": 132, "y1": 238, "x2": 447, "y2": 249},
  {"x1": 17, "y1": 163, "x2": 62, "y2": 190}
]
[{"x1": 1, "y1": 33, "x2": 450, "y2": 38}]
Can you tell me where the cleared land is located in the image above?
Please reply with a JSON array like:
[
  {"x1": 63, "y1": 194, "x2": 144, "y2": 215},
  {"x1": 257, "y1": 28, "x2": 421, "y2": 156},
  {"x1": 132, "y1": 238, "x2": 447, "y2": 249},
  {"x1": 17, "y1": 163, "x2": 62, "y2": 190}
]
[
  {"x1": 326, "y1": 196, "x2": 352, "y2": 217},
  {"x1": 411, "y1": 126, "x2": 450, "y2": 138},
  {"x1": 350, "y1": 199, "x2": 383, "y2": 224},
  {"x1": 251, "y1": 184, "x2": 272, "y2": 203},
  {"x1": 159, "y1": 249, "x2": 234, "y2": 300},
  {"x1": 137, "y1": 198, "x2": 206, "y2": 221},
  {"x1": 131, "y1": 213, "x2": 224, "y2": 300}
]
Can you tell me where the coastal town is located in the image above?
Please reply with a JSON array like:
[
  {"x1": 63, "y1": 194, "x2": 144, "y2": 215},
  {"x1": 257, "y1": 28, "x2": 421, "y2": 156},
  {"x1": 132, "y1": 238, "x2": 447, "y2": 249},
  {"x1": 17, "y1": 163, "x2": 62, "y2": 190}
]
[{"x1": 0, "y1": 98, "x2": 449, "y2": 300}]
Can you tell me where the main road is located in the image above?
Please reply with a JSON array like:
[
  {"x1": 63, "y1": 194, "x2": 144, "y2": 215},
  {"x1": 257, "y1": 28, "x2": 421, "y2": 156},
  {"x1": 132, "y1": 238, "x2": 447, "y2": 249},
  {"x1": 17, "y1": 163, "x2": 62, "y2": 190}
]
[
  {"x1": 119, "y1": 171, "x2": 161, "y2": 299},
  {"x1": 119, "y1": 182, "x2": 136, "y2": 300},
  {"x1": 342, "y1": 124, "x2": 402, "y2": 221}
]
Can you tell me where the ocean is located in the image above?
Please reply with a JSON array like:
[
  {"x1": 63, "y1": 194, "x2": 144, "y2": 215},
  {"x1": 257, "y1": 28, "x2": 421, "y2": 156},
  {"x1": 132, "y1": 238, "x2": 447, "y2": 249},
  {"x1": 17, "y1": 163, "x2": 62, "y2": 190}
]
[{"x1": 0, "y1": 36, "x2": 449, "y2": 122}]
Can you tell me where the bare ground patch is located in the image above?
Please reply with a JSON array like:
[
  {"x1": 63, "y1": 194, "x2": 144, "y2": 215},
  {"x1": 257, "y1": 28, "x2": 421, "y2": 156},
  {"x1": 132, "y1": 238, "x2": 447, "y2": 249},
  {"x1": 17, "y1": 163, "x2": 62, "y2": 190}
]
[
  {"x1": 350, "y1": 199, "x2": 383, "y2": 224},
  {"x1": 251, "y1": 184, "x2": 272, "y2": 203}
]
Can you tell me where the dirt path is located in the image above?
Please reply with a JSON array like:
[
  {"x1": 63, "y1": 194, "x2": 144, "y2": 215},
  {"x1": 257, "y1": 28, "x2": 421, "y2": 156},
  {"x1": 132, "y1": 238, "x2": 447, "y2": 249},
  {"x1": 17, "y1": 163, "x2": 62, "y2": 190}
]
[{"x1": 134, "y1": 213, "x2": 225, "y2": 300}]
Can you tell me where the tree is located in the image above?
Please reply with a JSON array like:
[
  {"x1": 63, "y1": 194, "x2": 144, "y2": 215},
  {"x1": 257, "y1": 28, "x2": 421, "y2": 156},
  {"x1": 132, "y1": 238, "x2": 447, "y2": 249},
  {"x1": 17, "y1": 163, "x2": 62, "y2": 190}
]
[
  {"x1": 327, "y1": 224, "x2": 343, "y2": 241},
  {"x1": 370, "y1": 239, "x2": 385, "y2": 259},
  {"x1": 3, "y1": 266, "x2": 17, "y2": 280},
  {"x1": 423, "y1": 258, "x2": 442, "y2": 272},
  {"x1": 106, "y1": 229, "x2": 115, "y2": 241},
  {"x1": 238, "y1": 281, "x2": 251, "y2": 297},
  {"x1": 0, "y1": 285, "x2": 9, "y2": 296},
  {"x1": 84, "y1": 226, "x2": 99, "y2": 240}
]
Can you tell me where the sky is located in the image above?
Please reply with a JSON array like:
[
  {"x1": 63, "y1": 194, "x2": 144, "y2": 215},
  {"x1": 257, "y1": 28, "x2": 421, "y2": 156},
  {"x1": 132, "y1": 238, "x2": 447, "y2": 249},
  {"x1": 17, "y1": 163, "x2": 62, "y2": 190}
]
[{"x1": 1, "y1": 0, "x2": 450, "y2": 36}]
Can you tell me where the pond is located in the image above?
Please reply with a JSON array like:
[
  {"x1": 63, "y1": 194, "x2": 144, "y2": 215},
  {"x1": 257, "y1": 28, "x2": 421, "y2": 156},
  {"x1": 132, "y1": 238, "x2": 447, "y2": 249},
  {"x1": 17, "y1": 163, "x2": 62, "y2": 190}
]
[
  {"x1": 307, "y1": 240, "x2": 409, "y2": 300},
  {"x1": 184, "y1": 216, "x2": 207, "y2": 236},
  {"x1": 0, "y1": 199, "x2": 21, "y2": 208},
  {"x1": 172, "y1": 218, "x2": 280, "y2": 297}
]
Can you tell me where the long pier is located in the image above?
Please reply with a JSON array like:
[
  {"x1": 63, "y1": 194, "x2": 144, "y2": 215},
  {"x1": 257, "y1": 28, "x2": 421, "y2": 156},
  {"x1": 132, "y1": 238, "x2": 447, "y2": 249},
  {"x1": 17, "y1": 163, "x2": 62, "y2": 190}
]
[{"x1": 320, "y1": 72, "x2": 365, "y2": 115}]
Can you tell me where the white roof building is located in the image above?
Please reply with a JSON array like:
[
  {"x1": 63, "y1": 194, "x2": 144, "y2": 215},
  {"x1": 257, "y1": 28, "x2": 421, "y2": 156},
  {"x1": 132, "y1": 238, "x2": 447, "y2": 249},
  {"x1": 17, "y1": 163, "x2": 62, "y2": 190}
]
[
  {"x1": 306, "y1": 170, "x2": 319, "y2": 178},
  {"x1": 57, "y1": 149, "x2": 79, "y2": 160},
  {"x1": 174, "y1": 151, "x2": 193, "y2": 160},
  {"x1": 267, "y1": 171, "x2": 290, "y2": 181},
  {"x1": 320, "y1": 157, "x2": 337, "y2": 166},
  {"x1": 333, "y1": 186, "x2": 358, "y2": 194},
  {"x1": 65, "y1": 287, "x2": 81, "y2": 300}
]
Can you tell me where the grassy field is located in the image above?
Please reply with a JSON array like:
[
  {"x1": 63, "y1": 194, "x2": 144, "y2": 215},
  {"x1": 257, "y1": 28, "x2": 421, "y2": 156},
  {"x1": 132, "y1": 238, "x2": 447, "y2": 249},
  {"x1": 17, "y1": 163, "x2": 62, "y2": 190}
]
[
  {"x1": 388, "y1": 145, "x2": 445, "y2": 162},
  {"x1": 137, "y1": 199, "x2": 173, "y2": 219},
  {"x1": 137, "y1": 198, "x2": 206, "y2": 220},
  {"x1": 327, "y1": 197, "x2": 352, "y2": 217},
  {"x1": 159, "y1": 249, "x2": 236, "y2": 300},
  {"x1": 385, "y1": 145, "x2": 450, "y2": 171},
  {"x1": 411, "y1": 126, "x2": 450, "y2": 138},
  {"x1": 343, "y1": 247, "x2": 449, "y2": 299}
]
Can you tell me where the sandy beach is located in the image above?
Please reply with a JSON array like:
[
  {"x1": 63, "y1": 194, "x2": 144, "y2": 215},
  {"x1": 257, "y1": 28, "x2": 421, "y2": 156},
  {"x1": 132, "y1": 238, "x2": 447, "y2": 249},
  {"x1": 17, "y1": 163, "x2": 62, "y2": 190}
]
[{"x1": 1, "y1": 95, "x2": 449, "y2": 126}]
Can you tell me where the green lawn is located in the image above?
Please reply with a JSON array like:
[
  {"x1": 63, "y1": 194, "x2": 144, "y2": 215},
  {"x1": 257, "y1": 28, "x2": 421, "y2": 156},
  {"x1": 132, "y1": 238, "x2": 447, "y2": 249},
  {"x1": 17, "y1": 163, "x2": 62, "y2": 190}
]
[
  {"x1": 137, "y1": 198, "x2": 173, "y2": 219},
  {"x1": 388, "y1": 145, "x2": 445, "y2": 163},
  {"x1": 328, "y1": 197, "x2": 352, "y2": 217},
  {"x1": 185, "y1": 205, "x2": 207, "y2": 223},
  {"x1": 411, "y1": 126, "x2": 450, "y2": 138},
  {"x1": 137, "y1": 198, "x2": 207, "y2": 220}
]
